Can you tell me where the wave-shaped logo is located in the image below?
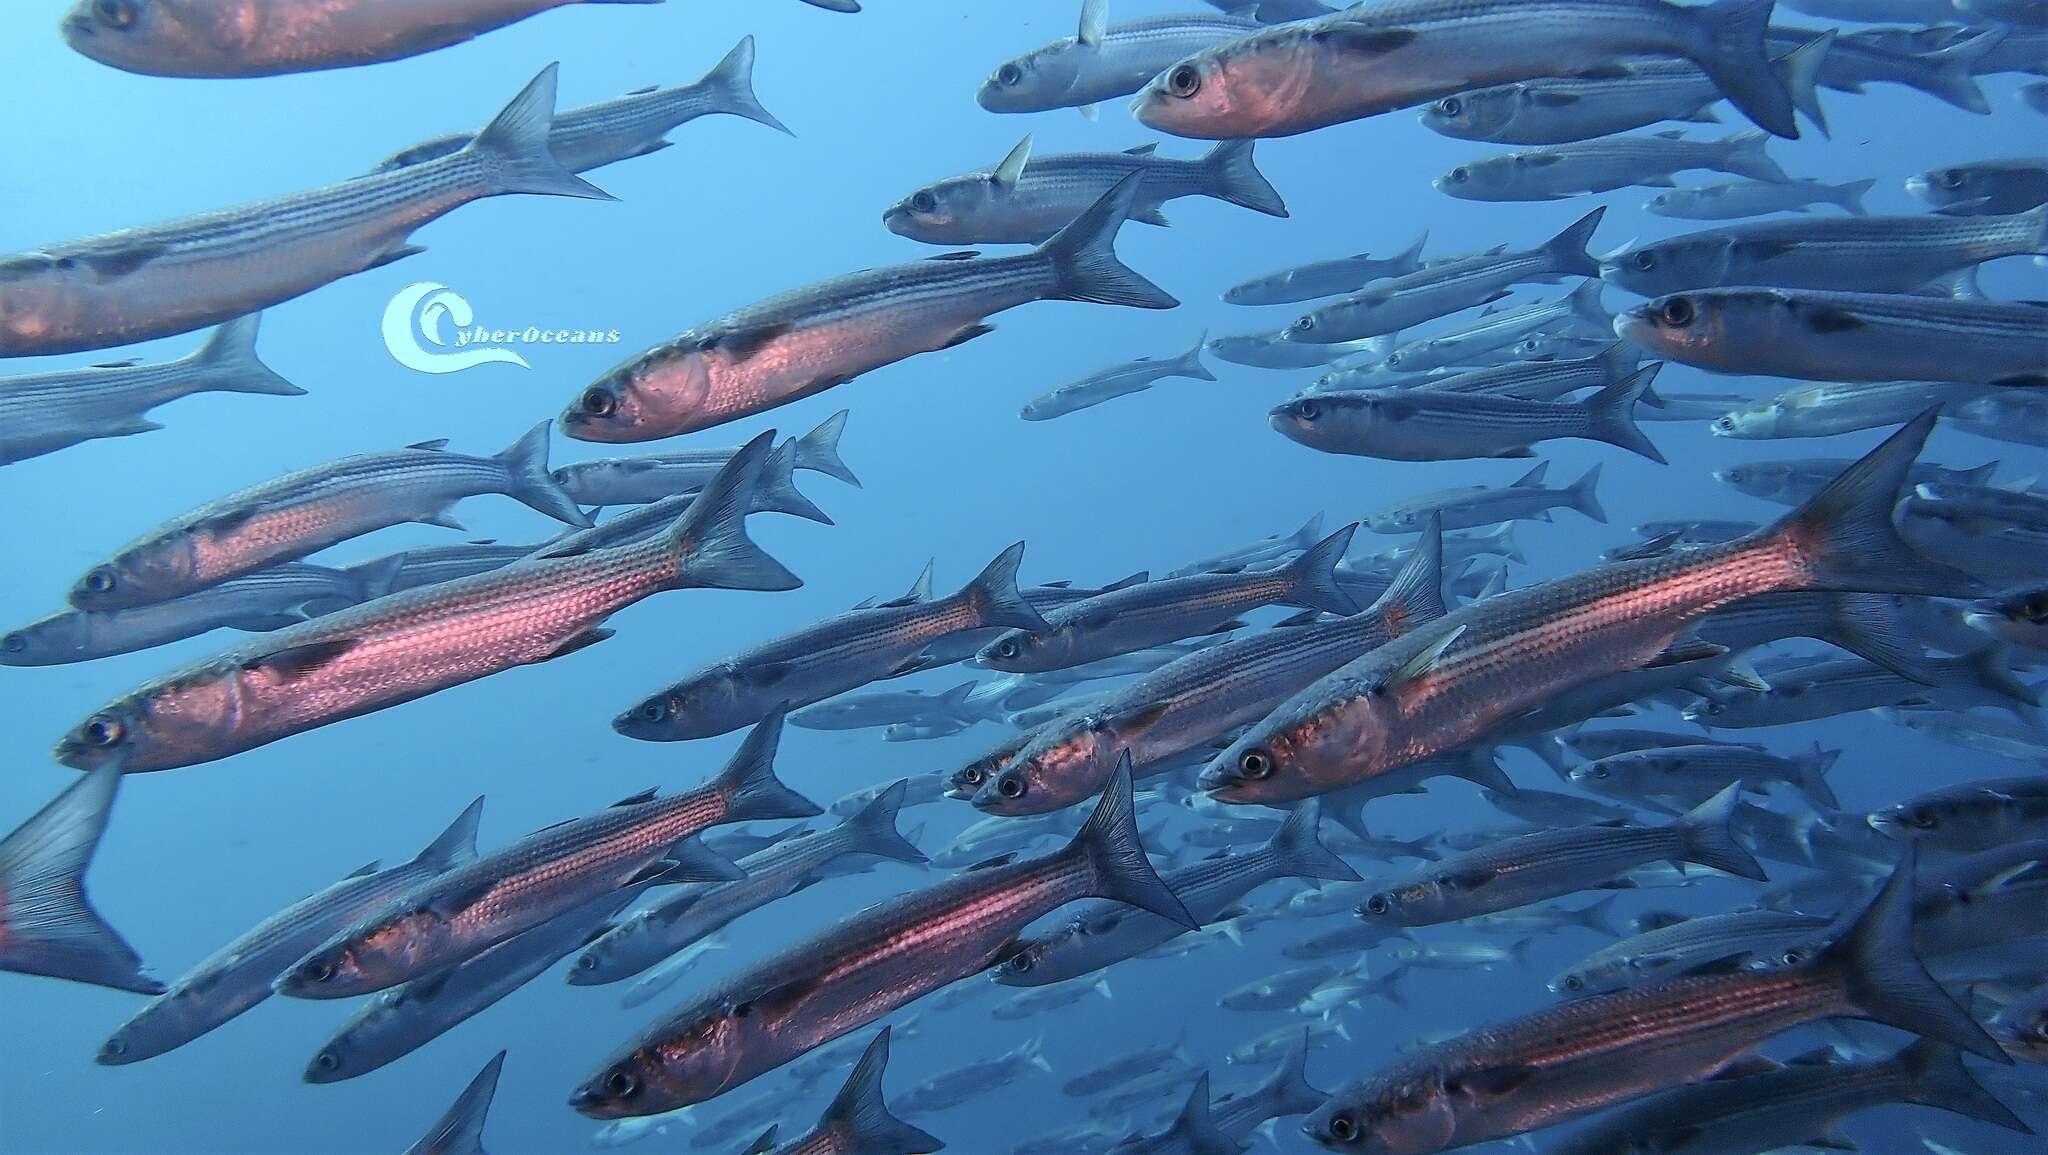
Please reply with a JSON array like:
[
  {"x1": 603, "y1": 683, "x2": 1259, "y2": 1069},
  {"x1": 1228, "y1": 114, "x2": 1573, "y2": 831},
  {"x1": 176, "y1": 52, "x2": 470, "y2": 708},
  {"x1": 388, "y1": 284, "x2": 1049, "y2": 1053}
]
[{"x1": 382, "y1": 283, "x2": 532, "y2": 375}]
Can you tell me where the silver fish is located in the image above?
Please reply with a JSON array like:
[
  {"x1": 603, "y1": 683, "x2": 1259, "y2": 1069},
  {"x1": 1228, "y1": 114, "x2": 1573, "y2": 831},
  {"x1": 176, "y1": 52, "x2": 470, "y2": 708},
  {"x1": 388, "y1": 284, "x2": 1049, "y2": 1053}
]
[
  {"x1": 1718, "y1": 457, "x2": 2000, "y2": 509},
  {"x1": 0, "y1": 766, "x2": 162, "y2": 994},
  {"x1": 1907, "y1": 157, "x2": 2048, "y2": 216},
  {"x1": 1366, "y1": 460, "x2": 1607, "y2": 534},
  {"x1": 894, "y1": 1036, "x2": 1052, "y2": 1115},
  {"x1": 1868, "y1": 776, "x2": 2048, "y2": 853},
  {"x1": 0, "y1": 67, "x2": 606, "y2": 357},
  {"x1": 1224, "y1": 234, "x2": 1429, "y2": 306},
  {"x1": 1270, "y1": 366, "x2": 1664, "y2": 463},
  {"x1": 1684, "y1": 648, "x2": 2036, "y2": 729},
  {"x1": 562, "y1": 174, "x2": 1176, "y2": 442},
  {"x1": 1647, "y1": 177, "x2": 1873, "y2": 218},
  {"x1": 977, "y1": 1, "x2": 1264, "y2": 116},
  {"x1": 554, "y1": 411, "x2": 856, "y2": 506},
  {"x1": 1709, "y1": 381, "x2": 1992, "y2": 440},
  {"x1": 1438, "y1": 130, "x2": 1789, "y2": 201},
  {"x1": 1021, "y1": 332, "x2": 1215, "y2": 421},
  {"x1": 1567, "y1": 742, "x2": 1840, "y2": 809},
  {"x1": 0, "y1": 314, "x2": 303, "y2": 466}
]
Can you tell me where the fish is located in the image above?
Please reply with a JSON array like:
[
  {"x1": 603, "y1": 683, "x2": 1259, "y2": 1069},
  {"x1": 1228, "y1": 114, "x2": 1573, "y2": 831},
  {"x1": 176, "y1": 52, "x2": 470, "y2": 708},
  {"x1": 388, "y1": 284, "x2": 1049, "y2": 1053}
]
[
  {"x1": 402, "y1": 1052, "x2": 505, "y2": 1155},
  {"x1": 1301, "y1": 849, "x2": 2007, "y2": 1153},
  {"x1": 373, "y1": 37, "x2": 790, "y2": 174},
  {"x1": 567, "y1": 760, "x2": 1193, "y2": 1118},
  {"x1": 1600, "y1": 205, "x2": 2048, "y2": 296},
  {"x1": 885, "y1": 137, "x2": 1287, "y2": 246},
  {"x1": 1168, "y1": 513, "x2": 1327, "y2": 578},
  {"x1": 1868, "y1": 776, "x2": 2048, "y2": 853},
  {"x1": 1418, "y1": 35, "x2": 1832, "y2": 145},
  {"x1": 1223, "y1": 235, "x2": 1430, "y2": 306},
  {"x1": 1021, "y1": 333, "x2": 1216, "y2": 421},
  {"x1": 1289, "y1": 209, "x2": 1606, "y2": 343},
  {"x1": 1206, "y1": 414, "x2": 1978, "y2": 804},
  {"x1": 562, "y1": 174, "x2": 1176, "y2": 442},
  {"x1": 615, "y1": 936, "x2": 732, "y2": 1011},
  {"x1": 97, "y1": 798, "x2": 482, "y2": 1066},
  {"x1": 748, "y1": 1029, "x2": 942, "y2": 1155},
  {"x1": 1370, "y1": 282, "x2": 1616, "y2": 375},
  {"x1": 976, "y1": 0, "x2": 1264, "y2": 117},
  {"x1": 893, "y1": 1036, "x2": 1052, "y2": 1115},
  {"x1": 1386, "y1": 939, "x2": 1532, "y2": 971},
  {"x1": 1110, "y1": 1073, "x2": 1243, "y2": 1155},
  {"x1": 567, "y1": 779, "x2": 928, "y2": 985},
  {"x1": 1270, "y1": 366, "x2": 1665, "y2": 463},
  {"x1": 1437, "y1": 130, "x2": 1790, "y2": 201},
  {"x1": 0, "y1": 766, "x2": 161, "y2": 994},
  {"x1": 1710, "y1": 381, "x2": 1992, "y2": 440},
  {"x1": 275, "y1": 712, "x2": 816, "y2": 998},
  {"x1": 1989, "y1": 982, "x2": 2048, "y2": 1063},
  {"x1": 991, "y1": 975, "x2": 1115, "y2": 1021},
  {"x1": 1062, "y1": 1039, "x2": 1198, "y2": 1097},
  {"x1": 62, "y1": 1, "x2": 659, "y2": 77},
  {"x1": 1968, "y1": 585, "x2": 2048, "y2": 652},
  {"x1": 0, "y1": 66, "x2": 606, "y2": 357},
  {"x1": 1129, "y1": 0, "x2": 1800, "y2": 141},
  {"x1": 994, "y1": 801, "x2": 1359, "y2": 987},
  {"x1": 1686, "y1": 647, "x2": 2038, "y2": 728},
  {"x1": 67, "y1": 421, "x2": 591, "y2": 612},
  {"x1": 55, "y1": 432, "x2": 798, "y2": 773},
  {"x1": 1768, "y1": 25, "x2": 2005, "y2": 115},
  {"x1": 1222, "y1": 963, "x2": 1341, "y2": 1012},
  {"x1": 1907, "y1": 157, "x2": 2048, "y2": 215},
  {"x1": 1396, "y1": 342, "x2": 1643, "y2": 404},
  {"x1": 0, "y1": 314, "x2": 303, "y2": 466},
  {"x1": 1568, "y1": 743, "x2": 1841, "y2": 809},
  {"x1": 1617, "y1": 288, "x2": 2048, "y2": 388},
  {"x1": 1881, "y1": 708, "x2": 2048, "y2": 768},
  {"x1": 976, "y1": 526, "x2": 1359, "y2": 676},
  {"x1": 1647, "y1": 177, "x2": 1875, "y2": 218},
  {"x1": 616, "y1": 542, "x2": 1048, "y2": 741},
  {"x1": 1356, "y1": 785, "x2": 1766, "y2": 928},
  {"x1": 553, "y1": 411, "x2": 857, "y2": 506},
  {"x1": 1, "y1": 560, "x2": 401, "y2": 667},
  {"x1": 974, "y1": 520, "x2": 1441, "y2": 810},
  {"x1": 305, "y1": 883, "x2": 639, "y2": 1083},
  {"x1": 1365, "y1": 460, "x2": 1607, "y2": 534},
  {"x1": 1898, "y1": 489, "x2": 2048, "y2": 582},
  {"x1": 1720, "y1": 458, "x2": 2000, "y2": 508}
]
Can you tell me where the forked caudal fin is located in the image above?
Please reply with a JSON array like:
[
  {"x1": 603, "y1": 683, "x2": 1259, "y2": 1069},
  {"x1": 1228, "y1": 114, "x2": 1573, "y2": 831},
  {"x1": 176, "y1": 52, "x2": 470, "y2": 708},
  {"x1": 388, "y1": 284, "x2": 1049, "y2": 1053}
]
[
  {"x1": 667, "y1": 430, "x2": 803, "y2": 592},
  {"x1": 840, "y1": 780, "x2": 930, "y2": 866},
  {"x1": 1692, "y1": 0, "x2": 1801, "y2": 139},
  {"x1": 466, "y1": 64, "x2": 615, "y2": 201},
  {"x1": 497, "y1": 420, "x2": 596, "y2": 528},
  {"x1": 1265, "y1": 799, "x2": 1363, "y2": 885},
  {"x1": 958, "y1": 542, "x2": 1053, "y2": 632},
  {"x1": 190, "y1": 314, "x2": 306, "y2": 396},
  {"x1": 1039, "y1": 173, "x2": 1181, "y2": 310},
  {"x1": 817, "y1": 1028, "x2": 944, "y2": 1154},
  {"x1": 1282, "y1": 524, "x2": 1364, "y2": 616},
  {"x1": 0, "y1": 766, "x2": 164, "y2": 996},
  {"x1": 404, "y1": 1051, "x2": 503, "y2": 1155},
  {"x1": 697, "y1": 36, "x2": 793, "y2": 137},
  {"x1": 710, "y1": 708, "x2": 824, "y2": 824},
  {"x1": 1674, "y1": 783, "x2": 1769, "y2": 881},
  {"x1": 1066, "y1": 754, "x2": 1198, "y2": 929}
]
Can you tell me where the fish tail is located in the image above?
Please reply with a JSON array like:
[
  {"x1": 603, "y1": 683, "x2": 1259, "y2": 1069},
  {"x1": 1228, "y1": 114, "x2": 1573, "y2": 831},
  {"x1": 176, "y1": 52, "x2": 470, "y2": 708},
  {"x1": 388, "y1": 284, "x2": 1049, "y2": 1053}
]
[
  {"x1": 958, "y1": 541, "x2": 1051, "y2": 632},
  {"x1": 1798, "y1": 744, "x2": 1842, "y2": 810},
  {"x1": 1773, "y1": 31, "x2": 1836, "y2": 140},
  {"x1": 1378, "y1": 513, "x2": 1449, "y2": 633},
  {"x1": 792, "y1": 409, "x2": 861, "y2": 487},
  {"x1": 1962, "y1": 643, "x2": 2042, "y2": 712},
  {"x1": 817, "y1": 1030, "x2": 943, "y2": 1154},
  {"x1": 467, "y1": 64, "x2": 615, "y2": 200},
  {"x1": 408, "y1": 796, "x2": 484, "y2": 872},
  {"x1": 1692, "y1": 0, "x2": 1800, "y2": 139},
  {"x1": 1819, "y1": 592, "x2": 1936, "y2": 684},
  {"x1": 1541, "y1": 207, "x2": 1607, "y2": 278},
  {"x1": 1918, "y1": 29, "x2": 2004, "y2": 115},
  {"x1": 1566, "y1": 279, "x2": 1610, "y2": 330},
  {"x1": 1282, "y1": 523, "x2": 1363, "y2": 615},
  {"x1": 740, "y1": 1126, "x2": 778, "y2": 1155},
  {"x1": 711, "y1": 709, "x2": 824, "y2": 824},
  {"x1": 1394, "y1": 230, "x2": 1429, "y2": 273},
  {"x1": 1720, "y1": 130, "x2": 1792, "y2": 184},
  {"x1": 840, "y1": 780, "x2": 929, "y2": 866},
  {"x1": 1583, "y1": 365, "x2": 1667, "y2": 464},
  {"x1": 1200, "y1": 139, "x2": 1289, "y2": 217},
  {"x1": 697, "y1": 36, "x2": 792, "y2": 137},
  {"x1": 1446, "y1": 746, "x2": 1516, "y2": 795},
  {"x1": 667, "y1": 430, "x2": 802, "y2": 592},
  {"x1": 1574, "y1": 894, "x2": 1623, "y2": 937},
  {"x1": 1037, "y1": 173, "x2": 1179, "y2": 309},
  {"x1": 0, "y1": 767, "x2": 163, "y2": 995},
  {"x1": 498, "y1": 420, "x2": 596, "y2": 527},
  {"x1": 1821, "y1": 844, "x2": 2010, "y2": 1061},
  {"x1": 1065, "y1": 754, "x2": 1196, "y2": 929},
  {"x1": 1160, "y1": 1074, "x2": 1233, "y2": 1153},
  {"x1": 1566, "y1": 462, "x2": 1607, "y2": 524},
  {"x1": 1254, "y1": 1029, "x2": 1328, "y2": 1120},
  {"x1": 1834, "y1": 178, "x2": 1876, "y2": 216},
  {"x1": 421, "y1": 1053, "x2": 504, "y2": 1155},
  {"x1": 1894, "y1": 1039, "x2": 2033, "y2": 1132},
  {"x1": 754, "y1": 438, "x2": 834, "y2": 526},
  {"x1": 1267, "y1": 800, "x2": 1363, "y2": 885},
  {"x1": 649, "y1": 836, "x2": 747, "y2": 883},
  {"x1": 1176, "y1": 331, "x2": 1217, "y2": 382},
  {"x1": 1675, "y1": 783, "x2": 1768, "y2": 880},
  {"x1": 192, "y1": 314, "x2": 306, "y2": 396},
  {"x1": 1772, "y1": 411, "x2": 1988, "y2": 598}
]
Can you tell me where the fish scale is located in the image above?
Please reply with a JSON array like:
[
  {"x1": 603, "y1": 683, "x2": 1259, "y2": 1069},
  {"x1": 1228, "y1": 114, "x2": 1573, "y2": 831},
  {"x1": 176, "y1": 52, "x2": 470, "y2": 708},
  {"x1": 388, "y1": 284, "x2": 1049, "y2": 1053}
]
[{"x1": 1556, "y1": 910, "x2": 1833, "y2": 994}]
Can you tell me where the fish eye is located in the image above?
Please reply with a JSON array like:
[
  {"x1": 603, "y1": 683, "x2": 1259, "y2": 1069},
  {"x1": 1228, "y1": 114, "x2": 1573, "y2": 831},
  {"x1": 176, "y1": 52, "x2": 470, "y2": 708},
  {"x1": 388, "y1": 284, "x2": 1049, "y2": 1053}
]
[
  {"x1": 100, "y1": 1037, "x2": 128, "y2": 1058},
  {"x1": 1938, "y1": 169, "x2": 1966, "y2": 190},
  {"x1": 638, "y1": 699, "x2": 666, "y2": 723},
  {"x1": 95, "y1": 0, "x2": 138, "y2": 28},
  {"x1": 82, "y1": 714, "x2": 125, "y2": 748},
  {"x1": 1325, "y1": 1113, "x2": 1359, "y2": 1142},
  {"x1": 996, "y1": 640, "x2": 1019, "y2": 659},
  {"x1": 580, "y1": 388, "x2": 617, "y2": 418},
  {"x1": 603, "y1": 1067, "x2": 639, "y2": 1099},
  {"x1": 314, "y1": 1052, "x2": 339, "y2": 1073},
  {"x1": 577, "y1": 954, "x2": 599, "y2": 971},
  {"x1": 2, "y1": 632, "x2": 24, "y2": 653},
  {"x1": 960, "y1": 766, "x2": 986, "y2": 786},
  {"x1": 911, "y1": 191, "x2": 937, "y2": 214},
  {"x1": 1592, "y1": 767, "x2": 1609, "y2": 778},
  {"x1": 1238, "y1": 749, "x2": 1273, "y2": 779},
  {"x1": 1364, "y1": 894, "x2": 1390, "y2": 915},
  {"x1": 1905, "y1": 811, "x2": 1939, "y2": 830},
  {"x1": 83, "y1": 566, "x2": 118, "y2": 595},
  {"x1": 1632, "y1": 250, "x2": 1657, "y2": 271},
  {"x1": 2033, "y1": 1019, "x2": 2048, "y2": 1040},
  {"x1": 1007, "y1": 952, "x2": 1034, "y2": 973},
  {"x1": 997, "y1": 775, "x2": 1026, "y2": 799},
  {"x1": 1448, "y1": 167, "x2": 1469, "y2": 184},
  {"x1": 997, "y1": 63, "x2": 1022, "y2": 87},
  {"x1": 1658, "y1": 297, "x2": 1695, "y2": 327},
  {"x1": 1437, "y1": 97, "x2": 1462, "y2": 117},
  {"x1": 1780, "y1": 950, "x2": 1804, "y2": 965},
  {"x1": 307, "y1": 959, "x2": 337, "y2": 984},
  {"x1": 732, "y1": 1001, "x2": 754, "y2": 1019},
  {"x1": 1562, "y1": 975, "x2": 1583, "y2": 991},
  {"x1": 2021, "y1": 593, "x2": 2048, "y2": 621},
  {"x1": 1296, "y1": 400, "x2": 1321, "y2": 422},
  {"x1": 1292, "y1": 316, "x2": 1315, "y2": 334},
  {"x1": 1166, "y1": 64, "x2": 1202, "y2": 99}
]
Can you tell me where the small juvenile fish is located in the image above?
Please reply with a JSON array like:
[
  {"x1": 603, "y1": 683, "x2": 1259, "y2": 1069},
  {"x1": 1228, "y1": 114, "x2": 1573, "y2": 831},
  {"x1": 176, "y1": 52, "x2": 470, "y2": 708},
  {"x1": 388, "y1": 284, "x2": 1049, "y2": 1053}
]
[
  {"x1": 0, "y1": 767, "x2": 162, "y2": 994},
  {"x1": 1224, "y1": 234, "x2": 1428, "y2": 306},
  {"x1": 1366, "y1": 460, "x2": 1607, "y2": 534},
  {"x1": 62, "y1": 0, "x2": 658, "y2": 77},
  {"x1": 0, "y1": 67, "x2": 606, "y2": 357},
  {"x1": 1567, "y1": 742, "x2": 1841, "y2": 809},
  {"x1": 1647, "y1": 177, "x2": 1874, "y2": 219},
  {"x1": 1438, "y1": 130, "x2": 1790, "y2": 201},
  {"x1": 0, "y1": 314, "x2": 303, "y2": 466},
  {"x1": 1021, "y1": 333, "x2": 1214, "y2": 421},
  {"x1": 68, "y1": 421, "x2": 590, "y2": 612},
  {"x1": 977, "y1": 1, "x2": 1263, "y2": 116},
  {"x1": 1620, "y1": 288, "x2": 2048, "y2": 388},
  {"x1": 562, "y1": 174, "x2": 1176, "y2": 443},
  {"x1": 554, "y1": 411, "x2": 856, "y2": 506},
  {"x1": 1709, "y1": 381, "x2": 1990, "y2": 440},
  {"x1": 1270, "y1": 367, "x2": 1665, "y2": 463},
  {"x1": 885, "y1": 136, "x2": 1287, "y2": 246},
  {"x1": 1685, "y1": 648, "x2": 2036, "y2": 729},
  {"x1": 374, "y1": 38, "x2": 790, "y2": 174},
  {"x1": 98, "y1": 798, "x2": 481, "y2": 1066},
  {"x1": 893, "y1": 1036, "x2": 1051, "y2": 1115}
]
